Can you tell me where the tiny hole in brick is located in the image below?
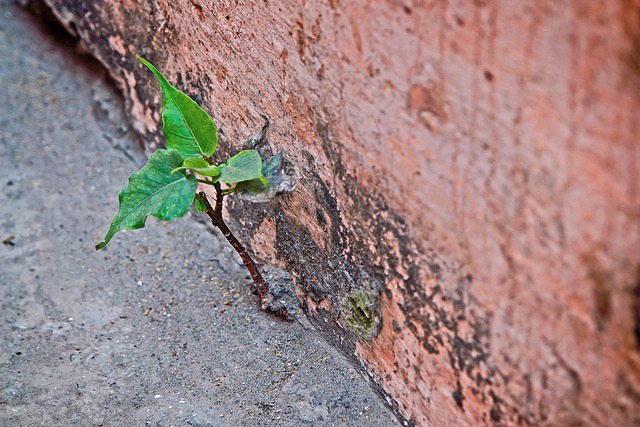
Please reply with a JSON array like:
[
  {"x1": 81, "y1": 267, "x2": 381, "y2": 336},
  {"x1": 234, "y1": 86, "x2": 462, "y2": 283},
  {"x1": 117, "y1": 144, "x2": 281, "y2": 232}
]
[{"x1": 484, "y1": 70, "x2": 494, "y2": 82}]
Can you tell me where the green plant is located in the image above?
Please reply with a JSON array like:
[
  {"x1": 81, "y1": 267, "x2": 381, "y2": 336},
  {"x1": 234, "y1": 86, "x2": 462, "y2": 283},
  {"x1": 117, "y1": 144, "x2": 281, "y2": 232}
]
[{"x1": 96, "y1": 57, "x2": 293, "y2": 320}]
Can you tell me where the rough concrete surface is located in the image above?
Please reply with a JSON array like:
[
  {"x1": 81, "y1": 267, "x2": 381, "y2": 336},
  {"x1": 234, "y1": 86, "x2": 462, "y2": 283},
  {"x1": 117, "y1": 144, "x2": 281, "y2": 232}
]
[{"x1": 0, "y1": 2, "x2": 400, "y2": 426}]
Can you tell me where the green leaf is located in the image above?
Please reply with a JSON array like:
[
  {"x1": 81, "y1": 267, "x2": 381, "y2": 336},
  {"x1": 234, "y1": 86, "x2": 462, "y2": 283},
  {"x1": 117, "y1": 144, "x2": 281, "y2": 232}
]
[
  {"x1": 96, "y1": 149, "x2": 198, "y2": 250},
  {"x1": 184, "y1": 157, "x2": 220, "y2": 177},
  {"x1": 195, "y1": 198, "x2": 206, "y2": 212},
  {"x1": 184, "y1": 158, "x2": 209, "y2": 169},
  {"x1": 235, "y1": 152, "x2": 296, "y2": 203},
  {"x1": 138, "y1": 56, "x2": 217, "y2": 159},
  {"x1": 218, "y1": 150, "x2": 265, "y2": 184}
]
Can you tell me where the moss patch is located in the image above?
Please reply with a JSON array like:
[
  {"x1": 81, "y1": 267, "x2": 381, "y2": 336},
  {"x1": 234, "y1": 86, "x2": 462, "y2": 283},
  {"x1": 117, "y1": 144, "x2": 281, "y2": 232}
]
[{"x1": 344, "y1": 290, "x2": 381, "y2": 341}]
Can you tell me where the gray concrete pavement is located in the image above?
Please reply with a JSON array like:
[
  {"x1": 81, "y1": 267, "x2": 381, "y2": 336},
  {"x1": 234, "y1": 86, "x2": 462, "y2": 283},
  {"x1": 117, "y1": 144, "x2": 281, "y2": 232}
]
[{"x1": 0, "y1": 2, "x2": 399, "y2": 426}]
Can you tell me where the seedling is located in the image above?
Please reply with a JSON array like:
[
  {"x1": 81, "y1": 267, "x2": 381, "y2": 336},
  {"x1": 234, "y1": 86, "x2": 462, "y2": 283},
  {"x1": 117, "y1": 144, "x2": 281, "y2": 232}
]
[{"x1": 97, "y1": 57, "x2": 294, "y2": 320}]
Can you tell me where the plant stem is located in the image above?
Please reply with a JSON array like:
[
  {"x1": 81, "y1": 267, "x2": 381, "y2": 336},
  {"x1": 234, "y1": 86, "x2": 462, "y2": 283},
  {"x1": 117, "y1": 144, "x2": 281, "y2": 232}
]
[
  {"x1": 196, "y1": 189, "x2": 289, "y2": 320},
  {"x1": 221, "y1": 186, "x2": 236, "y2": 195},
  {"x1": 213, "y1": 182, "x2": 224, "y2": 213}
]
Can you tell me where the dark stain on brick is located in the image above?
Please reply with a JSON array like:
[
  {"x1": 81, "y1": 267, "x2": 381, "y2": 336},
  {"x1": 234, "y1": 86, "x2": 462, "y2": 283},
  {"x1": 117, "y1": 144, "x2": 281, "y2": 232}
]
[
  {"x1": 483, "y1": 69, "x2": 494, "y2": 82},
  {"x1": 315, "y1": 207, "x2": 327, "y2": 231},
  {"x1": 488, "y1": 389, "x2": 502, "y2": 422},
  {"x1": 633, "y1": 264, "x2": 640, "y2": 348},
  {"x1": 428, "y1": 262, "x2": 441, "y2": 275},
  {"x1": 452, "y1": 381, "x2": 464, "y2": 409},
  {"x1": 293, "y1": 19, "x2": 306, "y2": 59},
  {"x1": 583, "y1": 253, "x2": 612, "y2": 331}
]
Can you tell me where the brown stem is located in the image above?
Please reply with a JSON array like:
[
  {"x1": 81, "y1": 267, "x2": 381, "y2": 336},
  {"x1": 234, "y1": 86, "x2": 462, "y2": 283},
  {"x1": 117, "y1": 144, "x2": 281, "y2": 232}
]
[
  {"x1": 197, "y1": 189, "x2": 289, "y2": 319},
  {"x1": 213, "y1": 182, "x2": 224, "y2": 214}
]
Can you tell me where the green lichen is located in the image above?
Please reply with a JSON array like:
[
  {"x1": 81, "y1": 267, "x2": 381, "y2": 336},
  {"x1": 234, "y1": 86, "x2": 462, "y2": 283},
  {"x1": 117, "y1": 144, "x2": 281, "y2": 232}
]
[{"x1": 344, "y1": 290, "x2": 381, "y2": 341}]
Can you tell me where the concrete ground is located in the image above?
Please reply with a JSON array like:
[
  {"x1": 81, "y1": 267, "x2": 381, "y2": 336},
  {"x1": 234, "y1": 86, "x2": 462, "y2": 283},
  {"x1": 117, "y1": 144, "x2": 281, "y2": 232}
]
[{"x1": 0, "y1": 2, "x2": 399, "y2": 426}]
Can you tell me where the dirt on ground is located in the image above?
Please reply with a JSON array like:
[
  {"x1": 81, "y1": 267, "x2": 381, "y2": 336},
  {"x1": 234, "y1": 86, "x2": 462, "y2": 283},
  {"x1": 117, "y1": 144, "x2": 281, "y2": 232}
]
[{"x1": 0, "y1": 2, "x2": 399, "y2": 426}]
